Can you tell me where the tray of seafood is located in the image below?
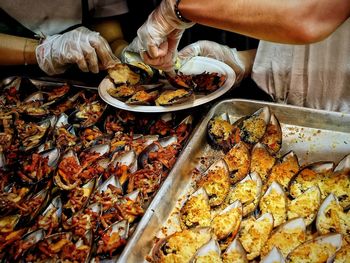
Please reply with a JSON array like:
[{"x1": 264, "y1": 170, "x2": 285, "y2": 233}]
[
  {"x1": 98, "y1": 56, "x2": 236, "y2": 112},
  {"x1": 118, "y1": 98, "x2": 350, "y2": 263},
  {"x1": 0, "y1": 76, "x2": 196, "y2": 262}
]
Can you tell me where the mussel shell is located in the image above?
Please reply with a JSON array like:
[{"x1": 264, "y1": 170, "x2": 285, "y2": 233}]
[
  {"x1": 236, "y1": 106, "x2": 270, "y2": 144},
  {"x1": 155, "y1": 89, "x2": 193, "y2": 106},
  {"x1": 225, "y1": 172, "x2": 262, "y2": 216},
  {"x1": 95, "y1": 219, "x2": 129, "y2": 258},
  {"x1": 126, "y1": 90, "x2": 159, "y2": 105},
  {"x1": 286, "y1": 233, "x2": 342, "y2": 263},
  {"x1": 197, "y1": 158, "x2": 230, "y2": 207},
  {"x1": 152, "y1": 227, "x2": 212, "y2": 263},
  {"x1": 238, "y1": 213, "x2": 274, "y2": 260},
  {"x1": 316, "y1": 193, "x2": 349, "y2": 242},
  {"x1": 180, "y1": 187, "x2": 211, "y2": 229},
  {"x1": 223, "y1": 141, "x2": 251, "y2": 184},
  {"x1": 287, "y1": 185, "x2": 321, "y2": 226},
  {"x1": 259, "y1": 181, "x2": 287, "y2": 227},
  {"x1": 266, "y1": 150, "x2": 300, "y2": 191},
  {"x1": 207, "y1": 113, "x2": 236, "y2": 151},
  {"x1": 107, "y1": 84, "x2": 136, "y2": 99},
  {"x1": 260, "y1": 217, "x2": 307, "y2": 259},
  {"x1": 69, "y1": 101, "x2": 107, "y2": 129},
  {"x1": 250, "y1": 142, "x2": 276, "y2": 183},
  {"x1": 260, "y1": 113, "x2": 282, "y2": 154},
  {"x1": 289, "y1": 161, "x2": 334, "y2": 198}
]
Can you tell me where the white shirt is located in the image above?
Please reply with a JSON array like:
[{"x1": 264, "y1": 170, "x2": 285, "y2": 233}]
[
  {"x1": 252, "y1": 18, "x2": 350, "y2": 113},
  {"x1": 1, "y1": 0, "x2": 128, "y2": 36}
]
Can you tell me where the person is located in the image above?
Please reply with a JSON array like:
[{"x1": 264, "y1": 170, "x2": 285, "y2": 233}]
[
  {"x1": 0, "y1": 0, "x2": 129, "y2": 76},
  {"x1": 124, "y1": 0, "x2": 350, "y2": 112}
]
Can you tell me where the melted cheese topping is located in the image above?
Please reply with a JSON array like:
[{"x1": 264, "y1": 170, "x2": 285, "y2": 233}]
[
  {"x1": 287, "y1": 241, "x2": 337, "y2": 263},
  {"x1": 209, "y1": 119, "x2": 233, "y2": 141},
  {"x1": 288, "y1": 189, "x2": 320, "y2": 226},
  {"x1": 197, "y1": 168, "x2": 230, "y2": 207},
  {"x1": 180, "y1": 194, "x2": 211, "y2": 229},
  {"x1": 250, "y1": 147, "x2": 275, "y2": 182},
  {"x1": 289, "y1": 168, "x2": 324, "y2": 198},
  {"x1": 317, "y1": 201, "x2": 350, "y2": 242},
  {"x1": 226, "y1": 179, "x2": 258, "y2": 216},
  {"x1": 238, "y1": 217, "x2": 273, "y2": 260},
  {"x1": 261, "y1": 227, "x2": 306, "y2": 258},
  {"x1": 267, "y1": 155, "x2": 299, "y2": 190},
  {"x1": 259, "y1": 189, "x2": 287, "y2": 227},
  {"x1": 156, "y1": 89, "x2": 189, "y2": 105},
  {"x1": 334, "y1": 244, "x2": 350, "y2": 263},
  {"x1": 223, "y1": 143, "x2": 250, "y2": 183},
  {"x1": 108, "y1": 64, "x2": 140, "y2": 85},
  {"x1": 222, "y1": 250, "x2": 247, "y2": 263},
  {"x1": 319, "y1": 172, "x2": 350, "y2": 208},
  {"x1": 160, "y1": 229, "x2": 211, "y2": 263},
  {"x1": 241, "y1": 117, "x2": 266, "y2": 143},
  {"x1": 193, "y1": 251, "x2": 222, "y2": 263},
  {"x1": 211, "y1": 207, "x2": 241, "y2": 240}
]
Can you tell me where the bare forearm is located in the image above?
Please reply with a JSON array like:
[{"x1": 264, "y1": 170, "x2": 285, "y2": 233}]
[
  {"x1": 180, "y1": 0, "x2": 350, "y2": 44},
  {"x1": 0, "y1": 34, "x2": 38, "y2": 65}
]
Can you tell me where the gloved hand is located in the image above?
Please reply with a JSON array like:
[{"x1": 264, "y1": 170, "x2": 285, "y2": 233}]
[
  {"x1": 123, "y1": 0, "x2": 194, "y2": 71},
  {"x1": 36, "y1": 26, "x2": 119, "y2": 75},
  {"x1": 178, "y1": 40, "x2": 246, "y2": 83}
]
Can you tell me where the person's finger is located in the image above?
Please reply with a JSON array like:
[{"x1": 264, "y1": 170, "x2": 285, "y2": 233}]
[
  {"x1": 76, "y1": 53, "x2": 89, "y2": 72},
  {"x1": 90, "y1": 35, "x2": 119, "y2": 69},
  {"x1": 83, "y1": 45, "x2": 99, "y2": 73},
  {"x1": 148, "y1": 41, "x2": 169, "y2": 58}
]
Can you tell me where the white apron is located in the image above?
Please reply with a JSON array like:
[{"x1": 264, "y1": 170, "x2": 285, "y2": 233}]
[{"x1": 252, "y1": 18, "x2": 350, "y2": 113}]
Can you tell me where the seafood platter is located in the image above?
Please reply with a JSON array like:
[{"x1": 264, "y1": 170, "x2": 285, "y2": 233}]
[
  {"x1": 118, "y1": 99, "x2": 350, "y2": 263},
  {"x1": 0, "y1": 76, "x2": 195, "y2": 262},
  {"x1": 98, "y1": 56, "x2": 236, "y2": 112}
]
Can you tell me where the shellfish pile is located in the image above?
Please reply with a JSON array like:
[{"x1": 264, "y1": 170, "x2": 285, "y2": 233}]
[
  {"x1": 107, "y1": 62, "x2": 227, "y2": 106},
  {"x1": 0, "y1": 77, "x2": 193, "y2": 261},
  {"x1": 150, "y1": 106, "x2": 350, "y2": 263}
]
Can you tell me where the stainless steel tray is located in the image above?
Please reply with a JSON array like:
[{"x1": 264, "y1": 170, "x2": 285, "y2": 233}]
[{"x1": 118, "y1": 99, "x2": 350, "y2": 262}]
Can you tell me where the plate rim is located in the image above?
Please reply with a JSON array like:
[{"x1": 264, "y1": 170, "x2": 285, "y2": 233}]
[{"x1": 98, "y1": 56, "x2": 236, "y2": 113}]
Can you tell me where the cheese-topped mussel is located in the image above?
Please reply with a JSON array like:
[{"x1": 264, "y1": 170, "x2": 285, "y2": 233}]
[
  {"x1": 180, "y1": 188, "x2": 211, "y2": 229},
  {"x1": 152, "y1": 227, "x2": 212, "y2": 263},
  {"x1": 289, "y1": 161, "x2": 334, "y2": 198},
  {"x1": 316, "y1": 194, "x2": 350, "y2": 242},
  {"x1": 287, "y1": 185, "x2": 321, "y2": 226},
  {"x1": 197, "y1": 159, "x2": 230, "y2": 207},
  {"x1": 287, "y1": 233, "x2": 342, "y2": 263},
  {"x1": 192, "y1": 238, "x2": 222, "y2": 263},
  {"x1": 224, "y1": 172, "x2": 262, "y2": 216},
  {"x1": 319, "y1": 153, "x2": 350, "y2": 209},
  {"x1": 207, "y1": 113, "x2": 237, "y2": 152},
  {"x1": 238, "y1": 213, "x2": 274, "y2": 260},
  {"x1": 250, "y1": 142, "x2": 276, "y2": 183},
  {"x1": 259, "y1": 181, "x2": 287, "y2": 227},
  {"x1": 223, "y1": 141, "x2": 250, "y2": 184},
  {"x1": 155, "y1": 89, "x2": 193, "y2": 106},
  {"x1": 126, "y1": 90, "x2": 159, "y2": 105},
  {"x1": 266, "y1": 151, "x2": 299, "y2": 192},
  {"x1": 260, "y1": 113, "x2": 282, "y2": 154},
  {"x1": 211, "y1": 201, "x2": 242, "y2": 249},
  {"x1": 261, "y1": 218, "x2": 307, "y2": 259},
  {"x1": 236, "y1": 106, "x2": 270, "y2": 144}
]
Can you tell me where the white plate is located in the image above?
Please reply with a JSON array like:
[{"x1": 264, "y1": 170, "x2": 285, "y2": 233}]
[{"x1": 98, "y1": 56, "x2": 235, "y2": 113}]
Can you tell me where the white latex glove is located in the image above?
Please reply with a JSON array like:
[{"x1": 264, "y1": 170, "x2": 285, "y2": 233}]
[
  {"x1": 36, "y1": 26, "x2": 119, "y2": 75},
  {"x1": 178, "y1": 40, "x2": 246, "y2": 83},
  {"x1": 123, "y1": 0, "x2": 194, "y2": 72}
]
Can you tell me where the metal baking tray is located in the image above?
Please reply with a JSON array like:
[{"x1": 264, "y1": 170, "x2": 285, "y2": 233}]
[{"x1": 118, "y1": 98, "x2": 350, "y2": 262}]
